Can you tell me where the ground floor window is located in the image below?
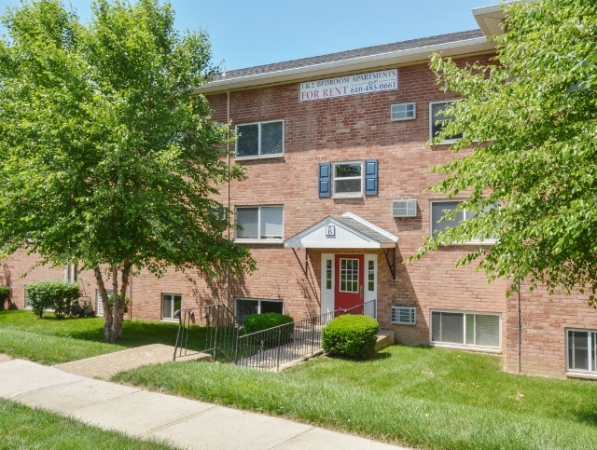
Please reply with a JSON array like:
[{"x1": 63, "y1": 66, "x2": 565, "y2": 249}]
[
  {"x1": 95, "y1": 289, "x2": 113, "y2": 316},
  {"x1": 431, "y1": 311, "x2": 500, "y2": 349},
  {"x1": 567, "y1": 329, "x2": 597, "y2": 374},
  {"x1": 235, "y1": 298, "x2": 283, "y2": 324},
  {"x1": 162, "y1": 293, "x2": 182, "y2": 320}
]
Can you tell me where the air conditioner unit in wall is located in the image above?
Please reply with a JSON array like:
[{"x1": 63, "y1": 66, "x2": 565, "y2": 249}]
[
  {"x1": 391, "y1": 306, "x2": 416, "y2": 325},
  {"x1": 392, "y1": 200, "x2": 417, "y2": 218}
]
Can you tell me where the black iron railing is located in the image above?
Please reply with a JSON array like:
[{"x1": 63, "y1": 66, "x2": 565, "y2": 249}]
[
  {"x1": 173, "y1": 304, "x2": 239, "y2": 362},
  {"x1": 173, "y1": 299, "x2": 376, "y2": 371},
  {"x1": 234, "y1": 299, "x2": 376, "y2": 372}
]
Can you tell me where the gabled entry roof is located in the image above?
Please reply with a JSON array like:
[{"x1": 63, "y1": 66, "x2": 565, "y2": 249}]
[{"x1": 284, "y1": 212, "x2": 398, "y2": 249}]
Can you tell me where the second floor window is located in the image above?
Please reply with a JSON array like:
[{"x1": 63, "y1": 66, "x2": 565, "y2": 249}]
[
  {"x1": 430, "y1": 101, "x2": 463, "y2": 142},
  {"x1": 236, "y1": 206, "x2": 284, "y2": 241},
  {"x1": 236, "y1": 120, "x2": 284, "y2": 158}
]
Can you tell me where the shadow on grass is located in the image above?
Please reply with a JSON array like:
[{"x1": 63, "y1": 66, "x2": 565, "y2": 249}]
[
  {"x1": 70, "y1": 321, "x2": 211, "y2": 350},
  {"x1": 573, "y1": 410, "x2": 597, "y2": 427}
]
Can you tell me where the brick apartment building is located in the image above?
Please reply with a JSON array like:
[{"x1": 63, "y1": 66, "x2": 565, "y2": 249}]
[{"x1": 3, "y1": 3, "x2": 597, "y2": 380}]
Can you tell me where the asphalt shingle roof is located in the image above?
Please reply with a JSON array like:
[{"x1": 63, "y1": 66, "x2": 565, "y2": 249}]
[
  {"x1": 331, "y1": 216, "x2": 396, "y2": 244},
  {"x1": 216, "y1": 29, "x2": 484, "y2": 81}
]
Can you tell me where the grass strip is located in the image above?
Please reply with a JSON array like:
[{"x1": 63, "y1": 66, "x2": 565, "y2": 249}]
[
  {"x1": 114, "y1": 345, "x2": 597, "y2": 450},
  {"x1": 0, "y1": 398, "x2": 178, "y2": 450}
]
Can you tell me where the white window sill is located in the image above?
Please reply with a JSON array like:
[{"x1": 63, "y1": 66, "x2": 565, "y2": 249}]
[
  {"x1": 566, "y1": 371, "x2": 597, "y2": 380},
  {"x1": 333, "y1": 194, "x2": 363, "y2": 199},
  {"x1": 234, "y1": 238, "x2": 284, "y2": 245},
  {"x1": 391, "y1": 322, "x2": 416, "y2": 326},
  {"x1": 430, "y1": 342, "x2": 501, "y2": 354},
  {"x1": 235, "y1": 154, "x2": 284, "y2": 161},
  {"x1": 161, "y1": 318, "x2": 178, "y2": 323}
]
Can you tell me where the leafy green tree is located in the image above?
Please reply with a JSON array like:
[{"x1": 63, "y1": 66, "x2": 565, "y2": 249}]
[
  {"x1": 411, "y1": 0, "x2": 597, "y2": 301},
  {"x1": 0, "y1": 0, "x2": 254, "y2": 340}
]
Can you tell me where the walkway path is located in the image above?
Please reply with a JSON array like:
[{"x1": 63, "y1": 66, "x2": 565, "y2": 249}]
[{"x1": 0, "y1": 356, "x2": 409, "y2": 450}]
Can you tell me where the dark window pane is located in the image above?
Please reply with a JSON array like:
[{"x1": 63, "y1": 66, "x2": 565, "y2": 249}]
[
  {"x1": 431, "y1": 102, "x2": 463, "y2": 140},
  {"x1": 431, "y1": 201, "x2": 464, "y2": 236},
  {"x1": 261, "y1": 122, "x2": 283, "y2": 155},
  {"x1": 237, "y1": 124, "x2": 259, "y2": 157},
  {"x1": 335, "y1": 163, "x2": 361, "y2": 178},
  {"x1": 261, "y1": 301, "x2": 283, "y2": 314},
  {"x1": 237, "y1": 299, "x2": 259, "y2": 324}
]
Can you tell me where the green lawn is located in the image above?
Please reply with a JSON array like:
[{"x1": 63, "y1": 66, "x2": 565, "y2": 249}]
[
  {"x1": 0, "y1": 309, "x2": 196, "y2": 364},
  {"x1": 115, "y1": 345, "x2": 597, "y2": 450},
  {"x1": 0, "y1": 398, "x2": 178, "y2": 449}
]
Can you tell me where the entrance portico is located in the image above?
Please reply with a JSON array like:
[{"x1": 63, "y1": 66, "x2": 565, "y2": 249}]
[{"x1": 284, "y1": 212, "x2": 398, "y2": 317}]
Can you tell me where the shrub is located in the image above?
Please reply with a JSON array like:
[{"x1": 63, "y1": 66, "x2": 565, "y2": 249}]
[
  {"x1": 107, "y1": 293, "x2": 131, "y2": 315},
  {"x1": 322, "y1": 314, "x2": 380, "y2": 359},
  {"x1": 0, "y1": 286, "x2": 10, "y2": 310},
  {"x1": 243, "y1": 313, "x2": 294, "y2": 344},
  {"x1": 26, "y1": 281, "x2": 81, "y2": 318}
]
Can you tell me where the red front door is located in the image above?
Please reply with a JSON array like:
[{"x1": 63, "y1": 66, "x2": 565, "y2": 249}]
[{"x1": 334, "y1": 254, "x2": 364, "y2": 311}]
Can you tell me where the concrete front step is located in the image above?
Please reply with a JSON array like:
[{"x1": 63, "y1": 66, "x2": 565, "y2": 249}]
[{"x1": 375, "y1": 329, "x2": 395, "y2": 352}]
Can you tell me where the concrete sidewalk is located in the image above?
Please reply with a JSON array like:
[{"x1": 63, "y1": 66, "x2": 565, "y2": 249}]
[{"x1": 0, "y1": 358, "x2": 408, "y2": 450}]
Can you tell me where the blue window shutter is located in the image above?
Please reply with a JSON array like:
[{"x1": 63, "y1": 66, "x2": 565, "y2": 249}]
[
  {"x1": 319, "y1": 162, "x2": 331, "y2": 197},
  {"x1": 365, "y1": 159, "x2": 378, "y2": 196}
]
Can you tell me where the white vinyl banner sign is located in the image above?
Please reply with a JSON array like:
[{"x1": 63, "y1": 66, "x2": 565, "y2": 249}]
[{"x1": 299, "y1": 69, "x2": 398, "y2": 102}]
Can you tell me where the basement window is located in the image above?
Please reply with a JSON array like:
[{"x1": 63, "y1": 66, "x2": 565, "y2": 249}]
[
  {"x1": 431, "y1": 310, "x2": 500, "y2": 351},
  {"x1": 236, "y1": 298, "x2": 283, "y2": 325}
]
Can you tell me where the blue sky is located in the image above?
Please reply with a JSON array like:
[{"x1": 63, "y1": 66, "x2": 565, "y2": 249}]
[{"x1": 0, "y1": 0, "x2": 490, "y2": 71}]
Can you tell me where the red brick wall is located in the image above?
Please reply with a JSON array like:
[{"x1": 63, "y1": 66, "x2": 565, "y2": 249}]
[
  {"x1": 205, "y1": 55, "x2": 511, "y2": 352},
  {"x1": 5, "y1": 54, "x2": 597, "y2": 379}
]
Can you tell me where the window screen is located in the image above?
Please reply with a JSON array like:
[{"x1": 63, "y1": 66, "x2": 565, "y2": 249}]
[
  {"x1": 431, "y1": 102, "x2": 463, "y2": 140},
  {"x1": 261, "y1": 121, "x2": 283, "y2": 155},
  {"x1": 334, "y1": 162, "x2": 362, "y2": 195}
]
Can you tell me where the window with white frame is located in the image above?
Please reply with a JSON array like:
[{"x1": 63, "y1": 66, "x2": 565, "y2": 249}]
[
  {"x1": 430, "y1": 101, "x2": 463, "y2": 142},
  {"x1": 96, "y1": 289, "x2": 113, "y2": 316},
  {"x1": 430, "y1": 200, "x2": 497, "y2": 244},
  {"x1": 567, "y1": 329, "x2": 597, "y2": 374},
  {"x1": 333, "y1": 162, "x2": 363, "y2": 197},
  {"x1": 235, "y1": 206, "x2": 283, "y2": 241},
  {"x1": 431, "y1": 311, "x2": 500, "y2": 349},
  {"x1": 236, "y1": 120, "x2": 284, "y2": 158},
  {"x1": 162, "y1": 293, "x2": 182, "y2": 320},
  {"x1": 235, "y1": 298, "x2": 283, "y2": 324}
]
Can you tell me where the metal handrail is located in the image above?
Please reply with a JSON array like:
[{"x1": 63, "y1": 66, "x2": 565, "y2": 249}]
[{"x1": 235, "y1": 299, "x2": 377, "y2": 372}]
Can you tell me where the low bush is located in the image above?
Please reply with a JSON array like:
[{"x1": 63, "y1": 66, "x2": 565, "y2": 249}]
[
  {"x1": 107, "y1": 293, "x2": 131, "y2": 315},
  {"x1": 322, "y1": 314, "x2": 379, "y2": 358},
  {"x1": 26, "y1": 281, "x2": 81, "y2": 318},
  {"x1": 0, "y1": 286, "x2": 10, "y2": 310},
  {"x1": 243, "y1": 313, "x2": 294, "y2": 344}
]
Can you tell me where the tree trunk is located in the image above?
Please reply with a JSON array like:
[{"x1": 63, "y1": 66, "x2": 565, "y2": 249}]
[
  {"x1": 94, "y1": 266, "x2": 113, "y2": 341},
  {"x1": 110, "y1": 265, "x2": 120, "y2": 341},
  {"x1": 95, "y1": 262, "x2": 132, "y2": 342}
]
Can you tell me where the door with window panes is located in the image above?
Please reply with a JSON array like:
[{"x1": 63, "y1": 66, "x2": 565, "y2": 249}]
[{"x1": 334, "y1": 255, "x2": 364, "y2": 311}]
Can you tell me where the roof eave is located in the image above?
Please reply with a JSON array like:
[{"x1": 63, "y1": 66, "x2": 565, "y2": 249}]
[
  {"x1": 472, "y1": 3, "x2": 506, "y2": 38},
  {"x1": 194, "y1": 37, "x2": 494, "y2": 95}
]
